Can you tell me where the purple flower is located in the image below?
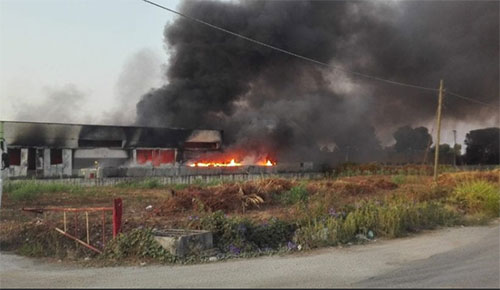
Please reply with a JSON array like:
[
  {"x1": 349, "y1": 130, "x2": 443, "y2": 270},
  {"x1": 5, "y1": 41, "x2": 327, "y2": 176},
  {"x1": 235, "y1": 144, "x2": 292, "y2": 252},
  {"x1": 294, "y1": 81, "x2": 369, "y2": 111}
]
[
  {"x1": 328, "y1": 207, "x2": 339, "y2": 217},
  {"x1": 188, "y1": 215, "x2": 199, "y2": 221},
  {"x1": 287, "y1": 241, "x2": 297, "y2": 250},
  {"x1": 229, "y1": 245, "x2": 241, "y2": 255}
]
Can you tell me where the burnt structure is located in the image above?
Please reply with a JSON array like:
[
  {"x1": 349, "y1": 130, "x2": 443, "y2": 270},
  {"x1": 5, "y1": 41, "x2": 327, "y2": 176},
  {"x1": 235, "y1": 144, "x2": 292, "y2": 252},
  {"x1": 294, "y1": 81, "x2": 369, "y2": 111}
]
[{"x1": 1, "y1": 121, "x2": 222, "y2": 178}]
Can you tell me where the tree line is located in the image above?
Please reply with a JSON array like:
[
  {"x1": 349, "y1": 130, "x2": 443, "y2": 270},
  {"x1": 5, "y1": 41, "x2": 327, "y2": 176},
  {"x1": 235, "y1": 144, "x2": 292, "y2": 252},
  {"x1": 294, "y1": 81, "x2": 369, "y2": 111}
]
[{"x1": 392, "y1": 126, "x2": 499, "y2": 165}]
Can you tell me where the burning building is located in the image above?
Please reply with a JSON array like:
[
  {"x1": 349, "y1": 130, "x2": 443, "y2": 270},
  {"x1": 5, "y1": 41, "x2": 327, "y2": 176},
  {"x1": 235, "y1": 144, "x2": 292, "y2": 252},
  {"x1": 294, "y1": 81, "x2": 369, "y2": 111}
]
[
  {"x1": 0, "y1": 120, "x2": 290, "y2": 179},
  {"x1": 0, "y1": 120, "x2": 225, "y2": 178}
]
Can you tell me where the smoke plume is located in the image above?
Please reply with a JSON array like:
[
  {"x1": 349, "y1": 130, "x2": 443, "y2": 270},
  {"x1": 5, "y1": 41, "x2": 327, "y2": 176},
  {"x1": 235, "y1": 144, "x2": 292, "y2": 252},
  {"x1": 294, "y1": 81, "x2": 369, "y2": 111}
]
[{"x1": 136, "y1": 0, "x2": 499, "y2": 163}]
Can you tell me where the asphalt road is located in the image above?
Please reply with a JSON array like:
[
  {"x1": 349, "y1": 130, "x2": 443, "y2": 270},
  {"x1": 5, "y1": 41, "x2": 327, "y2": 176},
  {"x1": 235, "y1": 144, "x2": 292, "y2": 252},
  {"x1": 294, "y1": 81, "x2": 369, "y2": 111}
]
[{"x1": 1, "y1": 221, "x2": 499, "y2": 288}]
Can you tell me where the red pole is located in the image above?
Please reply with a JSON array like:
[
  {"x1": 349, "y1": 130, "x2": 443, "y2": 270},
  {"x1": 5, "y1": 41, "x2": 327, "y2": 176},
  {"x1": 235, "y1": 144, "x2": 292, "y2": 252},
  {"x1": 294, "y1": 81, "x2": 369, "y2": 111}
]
[{"x1": 112, "y1": 198, "x2": 122, "y2": 238}]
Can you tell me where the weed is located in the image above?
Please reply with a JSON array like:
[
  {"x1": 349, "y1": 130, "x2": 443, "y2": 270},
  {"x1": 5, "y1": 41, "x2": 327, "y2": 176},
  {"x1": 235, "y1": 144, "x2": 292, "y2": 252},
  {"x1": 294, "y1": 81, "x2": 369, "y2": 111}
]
[
  {"x1": 103, "y1": 228, "x2": 177, "y2": 263},
  {"x1": 294, "y1": 198, "x2": 461, "y2": 249},
  {"x1": 391, "y1": 175, "x2": 406, "y2": 185},
  {"x1": 280, "y1": 185, "x2": 309, "y2": 205},
  {"x1": 18, "y1": 242, "x2": 45, "y2": 257},
  {"x1": 452, "y1": 180, "x2": 499, "y2": 217}
]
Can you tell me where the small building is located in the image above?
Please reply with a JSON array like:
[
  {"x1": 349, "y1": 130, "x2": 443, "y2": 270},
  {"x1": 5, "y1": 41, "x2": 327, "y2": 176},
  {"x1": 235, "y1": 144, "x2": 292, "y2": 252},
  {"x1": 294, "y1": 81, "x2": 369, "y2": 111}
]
[{"x1": 0, "y1": 120, "x2": 222, "y2": 178}]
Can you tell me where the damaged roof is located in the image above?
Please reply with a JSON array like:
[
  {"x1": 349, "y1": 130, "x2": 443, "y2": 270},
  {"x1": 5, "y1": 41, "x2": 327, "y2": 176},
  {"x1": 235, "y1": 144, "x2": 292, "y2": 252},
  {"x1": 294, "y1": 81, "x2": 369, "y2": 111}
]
[{"x1": 1, "y1": 120, "x2": 222, "y2": 149}]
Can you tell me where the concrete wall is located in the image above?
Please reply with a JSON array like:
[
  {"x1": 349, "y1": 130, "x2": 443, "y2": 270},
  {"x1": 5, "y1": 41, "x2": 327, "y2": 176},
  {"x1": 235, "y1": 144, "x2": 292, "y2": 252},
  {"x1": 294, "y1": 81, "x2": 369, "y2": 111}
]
[
  {"x1": 5, "y1": 148, "x2": 28, "y2": 177},
  {"x1": 6, "y1": 147, "x2": 73, "y2": 178}
]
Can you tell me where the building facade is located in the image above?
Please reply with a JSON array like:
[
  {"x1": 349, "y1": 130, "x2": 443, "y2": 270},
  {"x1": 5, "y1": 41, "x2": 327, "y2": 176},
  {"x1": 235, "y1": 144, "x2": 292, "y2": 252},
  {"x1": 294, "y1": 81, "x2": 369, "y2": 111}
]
[{"x1": 1, "y1": 121, "x2": 222, "y2": 178}]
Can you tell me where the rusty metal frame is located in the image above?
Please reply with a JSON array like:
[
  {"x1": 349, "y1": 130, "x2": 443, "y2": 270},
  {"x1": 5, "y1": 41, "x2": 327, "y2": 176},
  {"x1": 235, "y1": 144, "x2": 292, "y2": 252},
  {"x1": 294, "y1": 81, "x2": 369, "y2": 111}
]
[{"x1": 22, "y1": 198, "x2": 122, "y2": 254}]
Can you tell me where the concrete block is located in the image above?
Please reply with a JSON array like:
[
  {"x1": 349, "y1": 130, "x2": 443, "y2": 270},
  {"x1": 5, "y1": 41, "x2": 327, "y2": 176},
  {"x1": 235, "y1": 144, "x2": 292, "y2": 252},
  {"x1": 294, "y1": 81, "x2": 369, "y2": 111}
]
[{"x1": 152, "y1": 229, "x2": 213, "y2": 257}]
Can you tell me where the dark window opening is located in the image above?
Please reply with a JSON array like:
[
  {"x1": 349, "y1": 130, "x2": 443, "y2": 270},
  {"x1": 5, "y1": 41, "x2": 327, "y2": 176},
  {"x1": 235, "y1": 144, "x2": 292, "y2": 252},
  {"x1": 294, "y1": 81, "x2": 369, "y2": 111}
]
[
  {"x1": 51, "y1": 149, "x2": 63, "y2": 165},
  {"x1": 28, "y1": 148, "x2": 36, "y2": 170},
  {"x1": 8, "y1": 148, "x2": 21, "y2": 166},
  {"x1": 183, "y1": 142, "x2": 219, "y2": 150},
  {"x1": 78, "y1": 139, "x2": 123, "y2": 148}
]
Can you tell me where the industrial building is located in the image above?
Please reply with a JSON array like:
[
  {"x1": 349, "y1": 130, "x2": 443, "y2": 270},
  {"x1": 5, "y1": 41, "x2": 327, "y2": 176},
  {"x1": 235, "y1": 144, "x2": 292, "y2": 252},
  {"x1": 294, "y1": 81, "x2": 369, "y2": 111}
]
[{"x1": 0, "y1": 121, "x2": 222, "y2": 178}]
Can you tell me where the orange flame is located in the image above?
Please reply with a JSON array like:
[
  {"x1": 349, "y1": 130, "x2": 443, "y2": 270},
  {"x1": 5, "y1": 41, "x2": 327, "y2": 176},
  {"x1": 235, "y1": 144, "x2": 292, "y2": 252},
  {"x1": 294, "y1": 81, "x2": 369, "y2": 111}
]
[
  {"x1": 188, "y1": 158, "x2": 242, "y2": 167},
  {"x1": 188, "y1": 158, "x2": 276, "y2": 167}
]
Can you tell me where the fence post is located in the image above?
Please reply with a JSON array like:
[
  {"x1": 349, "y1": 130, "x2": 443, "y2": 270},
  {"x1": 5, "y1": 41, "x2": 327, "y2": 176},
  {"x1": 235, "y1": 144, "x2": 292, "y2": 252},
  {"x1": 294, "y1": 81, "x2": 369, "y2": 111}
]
[{"x1": 112, "y1": 198, "x2": 122, "y2": 238}]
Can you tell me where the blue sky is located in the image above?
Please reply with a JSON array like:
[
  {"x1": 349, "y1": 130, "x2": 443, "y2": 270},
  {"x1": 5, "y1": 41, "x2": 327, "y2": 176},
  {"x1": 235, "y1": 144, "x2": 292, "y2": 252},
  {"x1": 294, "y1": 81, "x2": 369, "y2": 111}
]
[{"x1": 0, "y1": 0, "x2": 181, "y2": 123}]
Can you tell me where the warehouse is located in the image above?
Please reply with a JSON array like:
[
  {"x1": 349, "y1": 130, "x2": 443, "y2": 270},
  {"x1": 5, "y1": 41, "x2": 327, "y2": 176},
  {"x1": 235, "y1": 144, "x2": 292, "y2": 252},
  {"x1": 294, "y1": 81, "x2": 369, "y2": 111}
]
[{"x1": 0, "y1": 120, "x2": 222, "y2": 178}]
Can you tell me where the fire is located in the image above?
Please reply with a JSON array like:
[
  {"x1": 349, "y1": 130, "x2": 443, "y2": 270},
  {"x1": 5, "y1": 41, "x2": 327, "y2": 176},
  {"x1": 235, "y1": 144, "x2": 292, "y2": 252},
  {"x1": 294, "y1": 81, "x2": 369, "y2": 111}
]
[
  {"x1": 188, "y1": 158, "x2": 276, "y2": 167},
  {"x1": 258, "y1": 160, "x2": 275, "y2": 166},
  {"x1": 188, "y1": 158, "x2": 242, "y2": 167}
]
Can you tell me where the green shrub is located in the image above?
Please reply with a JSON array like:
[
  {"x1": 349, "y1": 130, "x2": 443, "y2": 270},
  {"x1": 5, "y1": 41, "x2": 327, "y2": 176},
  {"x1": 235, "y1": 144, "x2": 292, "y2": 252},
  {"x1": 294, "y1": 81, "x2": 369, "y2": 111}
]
[
  {"x1": 452, "y1": 180, "x2": 500, "y2": 217},
  {"x1": 192, "y1": 211, "x2": 295, "y2": 253},
  {"x1": 294, "y1": 198, "x2": 462, "y2": 249},
  {"x1": 103, "y1": 228, "x2": 176, "y2": 263},
  {"x1": 391, "y1": 175, "x2": 406, "y2": 185},
  {"x1": 198, "y1": 211, "x2": 249, "y2": 251},
  {"x1": 294, "y1": 218, "x2": 339, "y2": 249},
  {"x1": 18, "y1": 242, "x2": 45, "y2": 257},
  {"x1": 280, "y1": 185, "x2": 309, "y2": 205},
  {"x1": 247, "y1": 218, "x2": 296, "y2": 249}
]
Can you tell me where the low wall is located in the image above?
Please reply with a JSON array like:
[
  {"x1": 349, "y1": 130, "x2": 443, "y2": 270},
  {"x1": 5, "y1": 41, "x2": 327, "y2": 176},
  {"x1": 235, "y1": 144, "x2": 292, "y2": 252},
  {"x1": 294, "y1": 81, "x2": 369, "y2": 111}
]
[{"x1": 2, "y1": 172, "x2": 326, "y2": 187}]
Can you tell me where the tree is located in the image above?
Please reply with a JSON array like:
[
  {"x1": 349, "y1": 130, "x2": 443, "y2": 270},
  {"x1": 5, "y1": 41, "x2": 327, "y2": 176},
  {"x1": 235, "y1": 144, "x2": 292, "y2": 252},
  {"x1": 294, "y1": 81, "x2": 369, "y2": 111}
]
[
  {"x1": 393, "y1": 125, "x2": 432, "y2": 153},
  {"x1": 431, "y1": 144, "x2": 454, "y2": 155},
  {"x1": 464, "y1": 127, "x2": 499, "y2": 165}
]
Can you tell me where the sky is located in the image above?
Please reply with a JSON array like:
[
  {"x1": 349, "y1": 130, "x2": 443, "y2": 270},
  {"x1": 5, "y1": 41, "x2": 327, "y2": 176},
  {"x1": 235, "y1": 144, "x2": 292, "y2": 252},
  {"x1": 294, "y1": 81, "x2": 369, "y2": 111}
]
[
  {"x1": 0, "y1": 0, "x2": 496, "y2": 149},
  {"x1": 0, "y1": 0, "x2": 180, "y2": 124}
]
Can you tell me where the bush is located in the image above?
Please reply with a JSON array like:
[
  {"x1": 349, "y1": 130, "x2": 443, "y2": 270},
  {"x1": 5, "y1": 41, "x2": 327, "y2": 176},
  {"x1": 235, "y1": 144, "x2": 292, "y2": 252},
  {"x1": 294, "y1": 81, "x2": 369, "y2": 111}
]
[
  {"x1": 246, "y1": 218, "x2": 296, "y2": 249},
  {"x1": 104, "y1": 228, "x2": 176, "y2": 263},
  {"x1": 191, "y1": 211, "x2": 296, "y2": 253},
  {"x1": 452, "y1": 180, "x2": 500, "y2": 217},
  {"x1": 293, "y1": 198, "x2": 461, "y2": 249},
  {"x1": 280, "y1": 185, "x2": 309, "y2": 205},
  {"x1": 391, "y1": 175, "x2": 406, "y2": 185},
  {"x1": 5, "y1": 223, "x2": 92, "y2": 258}
]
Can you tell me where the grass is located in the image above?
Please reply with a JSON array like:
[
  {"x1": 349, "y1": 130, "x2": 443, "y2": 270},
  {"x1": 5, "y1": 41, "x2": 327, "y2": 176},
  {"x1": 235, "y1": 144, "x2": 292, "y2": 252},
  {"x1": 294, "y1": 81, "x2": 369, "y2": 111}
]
[
  {"x1": 278, "y1": 185, "x2": 309, "y2": 205},
  {"x1": 2, "y1": 170, "x2": 499, "y2": 265},
  {"x1": 4, "y1": 181, "x2": 84, "y2": 201},
  {"x1": 452, "y1": 180, "x2": 499, "y2": 217},
  {"x1": 294, "y1": 197, "x2": 462, "y2": 249},
  {"x1": 391, "y1": 175, "x2": 406, "y2": 185},
  {"x1": 116, "y1": 178, "x2": 163, "y2": 189}
]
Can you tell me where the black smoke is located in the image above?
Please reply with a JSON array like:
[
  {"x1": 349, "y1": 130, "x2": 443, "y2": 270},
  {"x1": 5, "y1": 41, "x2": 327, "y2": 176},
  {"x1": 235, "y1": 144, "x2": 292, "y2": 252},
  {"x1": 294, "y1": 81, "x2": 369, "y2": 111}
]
[{"x1": 136, "y1": 0, "x2": 499, "y2": 163}]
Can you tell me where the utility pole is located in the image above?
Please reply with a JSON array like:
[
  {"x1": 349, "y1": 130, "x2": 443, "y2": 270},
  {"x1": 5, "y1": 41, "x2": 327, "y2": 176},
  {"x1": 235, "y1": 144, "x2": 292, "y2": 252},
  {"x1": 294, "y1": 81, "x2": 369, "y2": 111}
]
[
  {"x1": 0, "y1": 121, "x2": 4, "y2": 208},
  {"x1": 433, "y1": 80, "x2": 444, "y2": 181},
  {"x1": 452, "y1": 129, "x2": 457, "y2": 167}
]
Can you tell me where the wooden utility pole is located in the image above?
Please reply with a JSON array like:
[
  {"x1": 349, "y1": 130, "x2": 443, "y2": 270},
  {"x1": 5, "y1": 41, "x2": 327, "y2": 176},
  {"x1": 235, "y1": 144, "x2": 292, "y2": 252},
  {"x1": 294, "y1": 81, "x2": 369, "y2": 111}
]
[
  {"x1": 452, "y1": 129, "x2": 457, "y2": 167},
  {"x1": 433, "y1": 80, "x2": 444, "y2": 181}
]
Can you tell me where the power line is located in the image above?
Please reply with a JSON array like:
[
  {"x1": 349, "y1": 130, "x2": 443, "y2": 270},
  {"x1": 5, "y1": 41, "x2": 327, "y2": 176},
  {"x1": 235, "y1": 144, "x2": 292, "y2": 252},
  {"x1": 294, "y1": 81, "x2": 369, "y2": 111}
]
[
  {"x1": 445, "y1": 91, "x2": 499, "y2": 108},
  {"x1": 141, "y1": 0, "x2": 500, "y2": 109}
]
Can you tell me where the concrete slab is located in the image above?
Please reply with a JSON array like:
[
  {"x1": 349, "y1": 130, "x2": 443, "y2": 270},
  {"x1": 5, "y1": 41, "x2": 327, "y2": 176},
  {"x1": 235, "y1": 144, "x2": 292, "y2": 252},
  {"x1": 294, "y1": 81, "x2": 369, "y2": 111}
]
[{"x1": 152, "y1": 229, "x2": 213, "y2": 257}]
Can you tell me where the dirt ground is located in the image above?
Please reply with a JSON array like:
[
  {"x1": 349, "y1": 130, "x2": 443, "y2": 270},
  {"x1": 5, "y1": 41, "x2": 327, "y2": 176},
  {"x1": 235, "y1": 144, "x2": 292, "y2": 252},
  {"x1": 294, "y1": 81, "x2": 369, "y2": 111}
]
[{"x1": 1, "y1": 170, "x2": 498, "y2": 259}]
